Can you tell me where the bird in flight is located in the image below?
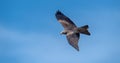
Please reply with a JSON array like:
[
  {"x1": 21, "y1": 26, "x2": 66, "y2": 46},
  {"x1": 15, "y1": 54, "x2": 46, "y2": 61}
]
[{"x1": 55, "y1": 10, "x2": 90, "y2": 51}]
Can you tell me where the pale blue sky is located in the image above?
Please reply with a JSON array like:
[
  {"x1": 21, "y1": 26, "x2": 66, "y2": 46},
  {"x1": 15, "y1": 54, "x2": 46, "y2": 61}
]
[{"x1": 0, "y1": 0, "x2": 120, "y2": 63}]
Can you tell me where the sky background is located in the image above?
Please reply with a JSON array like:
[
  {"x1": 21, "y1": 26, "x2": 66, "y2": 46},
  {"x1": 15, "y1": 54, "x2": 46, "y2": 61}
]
[{"x1": 0, "y1": 0, "x2": 120, "y2": 63}]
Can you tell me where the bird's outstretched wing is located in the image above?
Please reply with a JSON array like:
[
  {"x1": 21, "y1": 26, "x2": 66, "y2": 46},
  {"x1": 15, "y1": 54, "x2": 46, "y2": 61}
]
[
  {"x1": 55, "y1": 10, "x2": 77, "y2": 30},
  {"x1": 66, "y1": 33, "x2": 80, "y2": 51}
]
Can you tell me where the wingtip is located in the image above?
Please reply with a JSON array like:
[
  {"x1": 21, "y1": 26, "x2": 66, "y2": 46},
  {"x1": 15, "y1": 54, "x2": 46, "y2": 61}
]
[
  {"x1": 56, "y1": 10, "x2": 63, "y2": 15},
  {"x1": 76, "y1": 48, "x2": 79, "y2": 51},
  {"x1": 88, "y1": 33, "x2": 91, "y2": 36},
  {"x1": 73, "y1": 45, "x2": 79, "y2": 51},
  {"x1": 57, "y1": 10, "x2": 60, "y2": 12}
]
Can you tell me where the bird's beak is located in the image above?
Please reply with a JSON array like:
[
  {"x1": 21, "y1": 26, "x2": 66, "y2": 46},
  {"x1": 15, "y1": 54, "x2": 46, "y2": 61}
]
[{"x1": 60, "y1": 32, "x2": 63, "y2": 35}]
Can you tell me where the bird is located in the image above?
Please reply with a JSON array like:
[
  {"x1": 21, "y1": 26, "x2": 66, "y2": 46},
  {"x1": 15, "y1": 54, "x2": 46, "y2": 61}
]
[{"x1": 55, "y1": 10, "x2": 90, "y2": 51}]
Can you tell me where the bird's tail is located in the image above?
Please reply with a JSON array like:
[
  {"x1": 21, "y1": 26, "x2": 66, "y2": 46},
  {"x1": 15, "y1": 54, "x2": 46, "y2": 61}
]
[{"x1": 77, "y1": 25, "x2": 90, "y2": 35}]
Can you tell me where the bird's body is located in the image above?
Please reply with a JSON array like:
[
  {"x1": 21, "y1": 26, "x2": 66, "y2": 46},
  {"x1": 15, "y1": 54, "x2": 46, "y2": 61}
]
[{"x1": 55, "y1": 10, "x2": 90, "y2": 51}]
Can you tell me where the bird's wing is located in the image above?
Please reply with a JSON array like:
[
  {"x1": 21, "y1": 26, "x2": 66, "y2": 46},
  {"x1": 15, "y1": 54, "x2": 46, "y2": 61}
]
[
  {"x1": 66, "y1": 33, "x2": 80, "y2": 51},
  {"x1": 55, "y1": 10, "x2": 77, "y2": 30}
]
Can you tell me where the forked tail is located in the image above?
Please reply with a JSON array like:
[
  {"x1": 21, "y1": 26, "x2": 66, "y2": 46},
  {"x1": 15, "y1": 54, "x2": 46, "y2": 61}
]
[{"x1": 77, "y1": 25, "x2": 90, "y2": 35}]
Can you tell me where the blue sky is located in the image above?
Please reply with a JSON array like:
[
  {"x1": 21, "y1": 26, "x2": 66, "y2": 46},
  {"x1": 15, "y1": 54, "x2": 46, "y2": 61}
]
[{"x1": 0, "y1": 0, "x2": 120, "y2": 63}]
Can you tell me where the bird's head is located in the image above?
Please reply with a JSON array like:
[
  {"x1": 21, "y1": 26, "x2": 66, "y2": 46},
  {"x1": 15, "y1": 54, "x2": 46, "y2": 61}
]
[{"x1": 60, "y1": 31, "x2": 67, "y2": 35}]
